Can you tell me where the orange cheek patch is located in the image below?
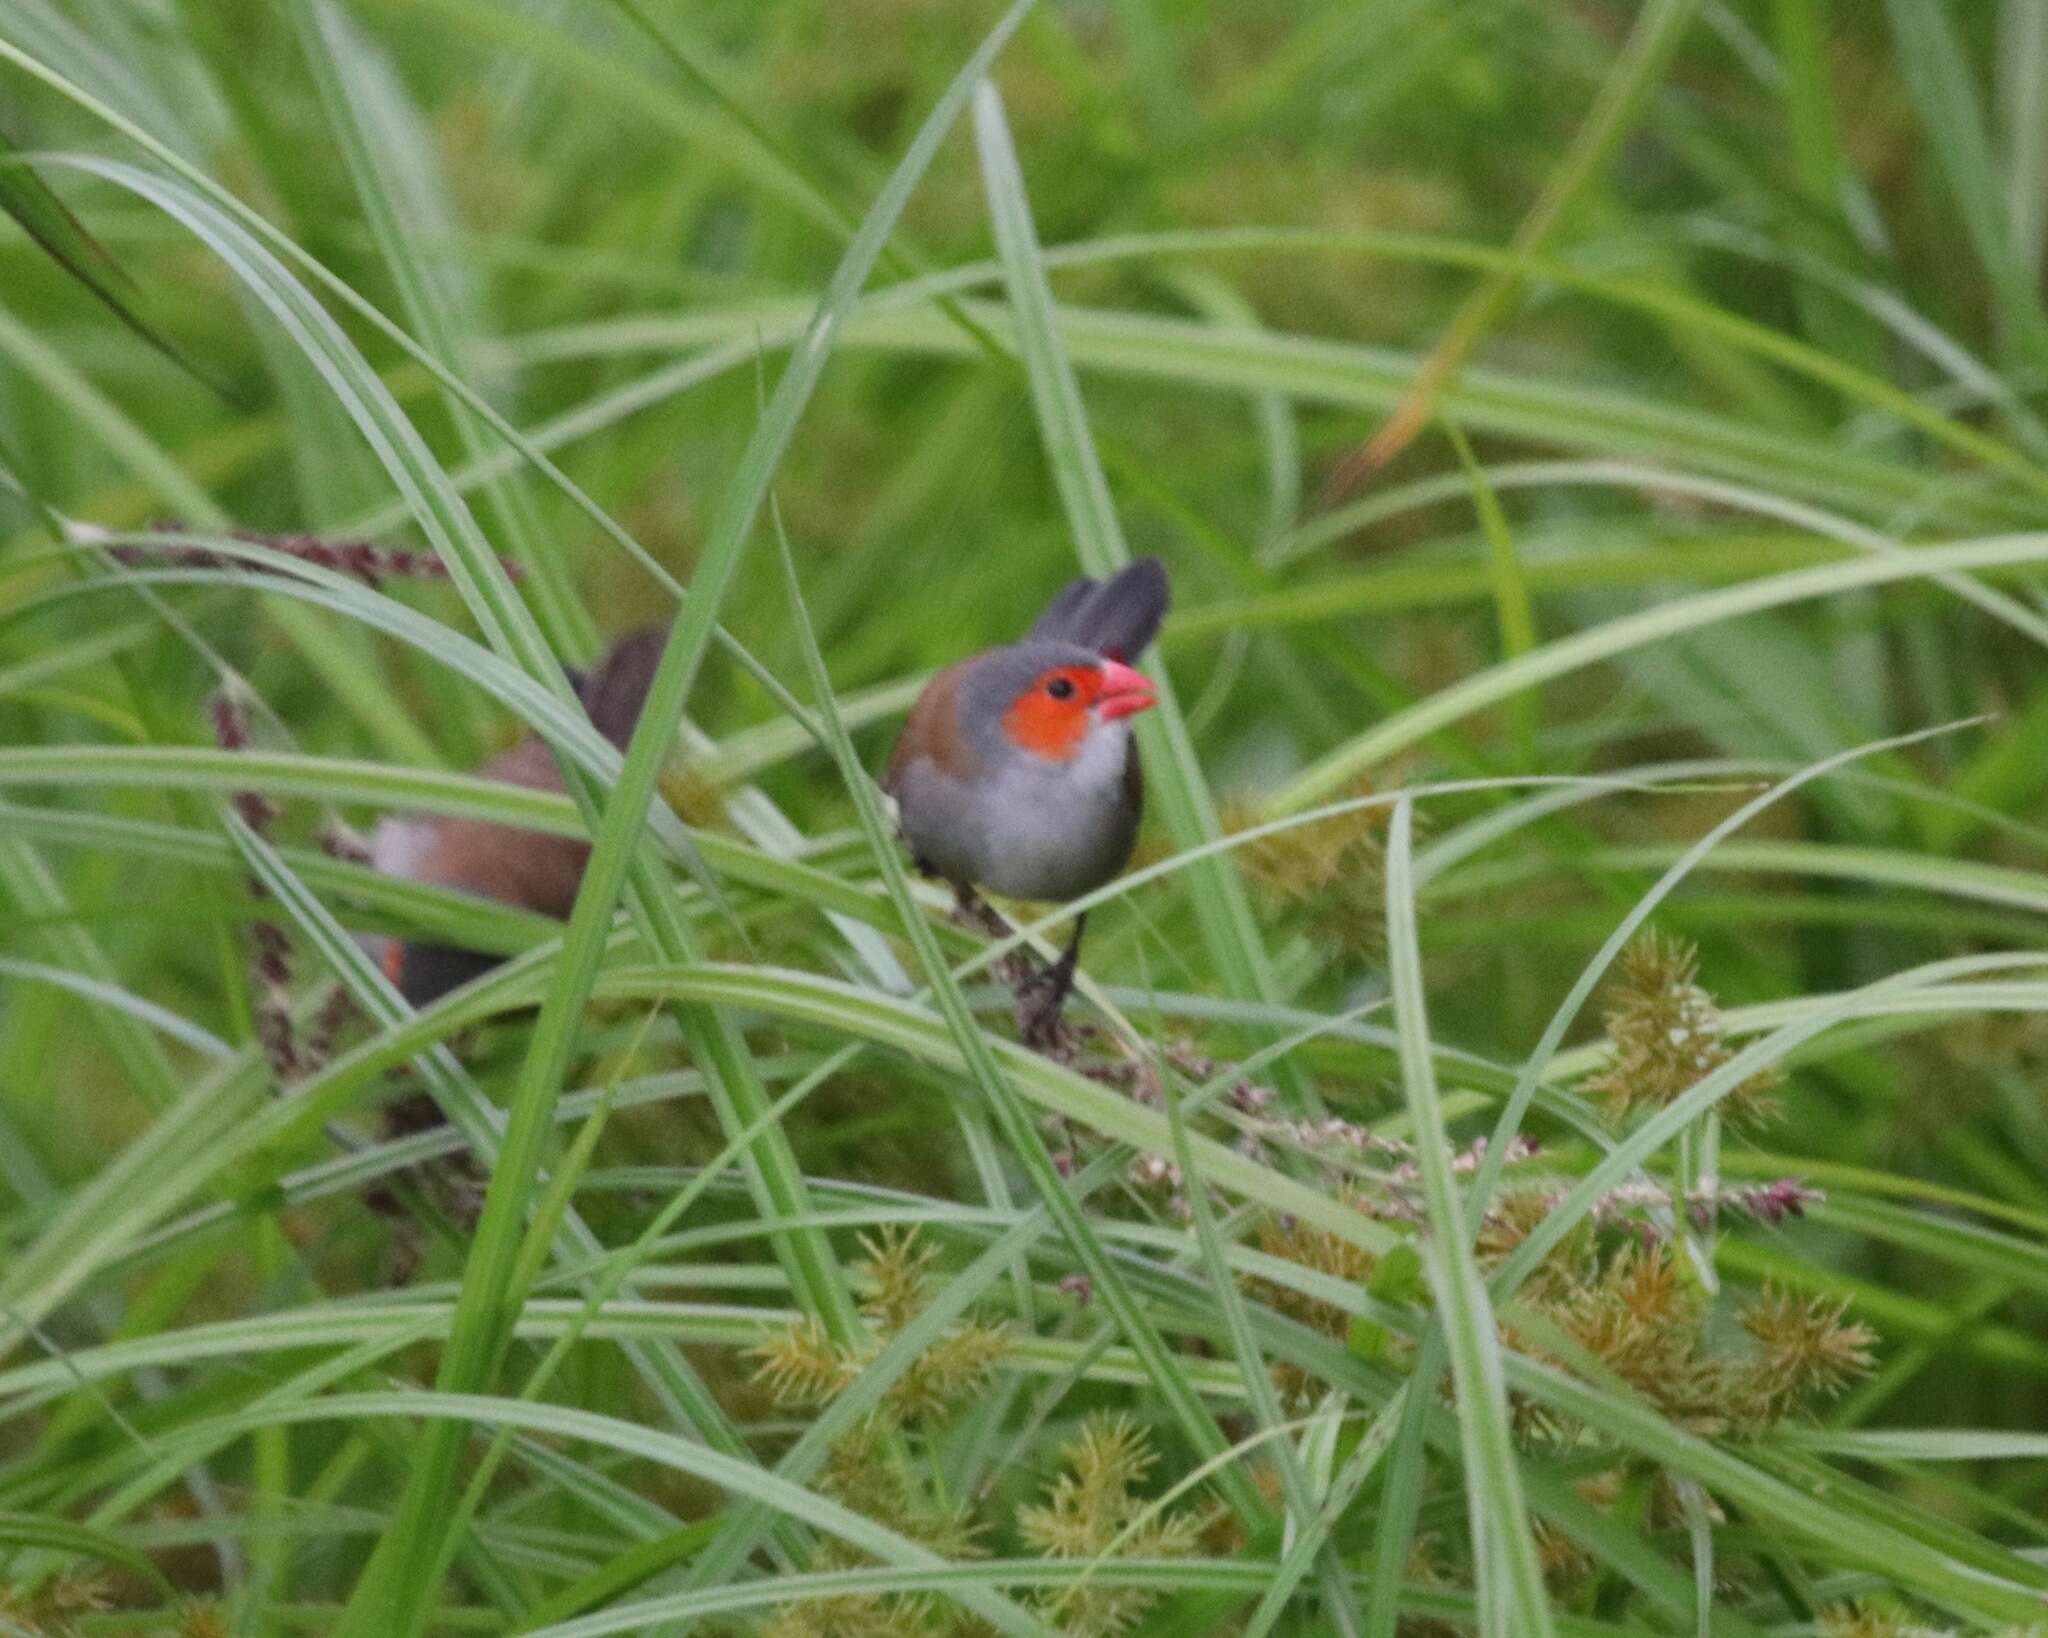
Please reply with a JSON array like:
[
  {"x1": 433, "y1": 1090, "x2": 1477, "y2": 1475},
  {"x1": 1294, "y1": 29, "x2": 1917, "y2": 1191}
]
[{"x1": 1003, "y1": 686, "x2": 1091, "y2": 760}]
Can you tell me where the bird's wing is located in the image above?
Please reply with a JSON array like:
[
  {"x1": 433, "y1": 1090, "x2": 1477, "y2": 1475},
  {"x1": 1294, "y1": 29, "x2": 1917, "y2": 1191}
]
[{"x1": 884, "y1": 660, "x2": 976, "y2": 795}]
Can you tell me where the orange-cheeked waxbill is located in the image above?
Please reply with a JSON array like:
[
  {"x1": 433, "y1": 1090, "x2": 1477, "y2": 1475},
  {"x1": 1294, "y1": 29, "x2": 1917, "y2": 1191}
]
[{"x1": 882, "y1": 557, "x2": 1168, "y2": 1038}]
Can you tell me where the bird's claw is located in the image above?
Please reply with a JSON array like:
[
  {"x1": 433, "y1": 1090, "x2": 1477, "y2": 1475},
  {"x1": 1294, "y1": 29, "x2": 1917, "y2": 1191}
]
[
  {"x1": 1017, "y1": 988, "x2": 1080, "y2": 1056},
  {"x1": 950, "y1": 883, "x2": 1091, "y2": 1056},
  {"x1": 950, "y1": 883, "x2": 1011, "y2": 940},
  {"x1": 1016, "y1": 963, "x2": 1087, "y2": 1056}
]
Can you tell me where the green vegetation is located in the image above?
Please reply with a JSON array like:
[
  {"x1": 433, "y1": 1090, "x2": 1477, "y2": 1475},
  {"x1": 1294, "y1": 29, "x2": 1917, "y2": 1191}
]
[{"x1": 4, "y1": 1, "x2": 2048, "y2": 1632}]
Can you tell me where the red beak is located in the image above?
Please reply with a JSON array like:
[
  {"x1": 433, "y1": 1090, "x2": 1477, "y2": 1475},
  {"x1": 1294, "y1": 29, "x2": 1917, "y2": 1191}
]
[{"x1": 1096, "y1": 658, "x2": 1158, "y2": 721}]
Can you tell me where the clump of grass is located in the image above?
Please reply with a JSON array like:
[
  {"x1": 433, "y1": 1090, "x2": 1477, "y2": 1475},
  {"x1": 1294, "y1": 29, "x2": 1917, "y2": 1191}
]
[
  {"x1": 1019, "y1": 1414, "x2": 1210, "y2": 1638},
  {"x1": 1243, "y1": 1187, "x2": 1389, "y2": 1405},
  {"x1": 1226, "y1": 778, "x2": 1397, "y2": 958},
  {"x1": 1583, "y1": 931, "x2": 1781, "y2": 1127},
  {"x1": 1815, "y1": 1600, "x2": 2048, "y2": 1637},
  {"x1": 750, "y1": 1238, "x2": 1210, "y2": 1637},
  {"x1": 751, "y1": 1228, "x2": 1009, "y2": 1636},
  {"x1": 1243, "y1": 1128, "x2": 1870, "y2": 1612},
  {"x1": 1247, "y1": 1148, "x2": 1868, "y2": 1435},
  {"x1": 0, "y1": 1571, "x2": 112, "y2": 1636},
  {"x1": 1512, "y1": 1240, "x2": 1874, "y2": 1436},
  {"x1": 752, "y1": 1226, "x2": 1010, "y2": 1426}
]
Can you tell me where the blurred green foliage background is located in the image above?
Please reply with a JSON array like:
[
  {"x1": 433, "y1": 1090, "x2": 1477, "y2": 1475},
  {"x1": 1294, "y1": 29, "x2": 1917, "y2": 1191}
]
[{"x1": 5, "y1": 2, "x2": 2048, "y2": 1633}]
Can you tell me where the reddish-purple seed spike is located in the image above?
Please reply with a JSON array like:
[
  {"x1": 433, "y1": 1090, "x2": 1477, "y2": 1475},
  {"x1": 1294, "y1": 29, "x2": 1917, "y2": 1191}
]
[
  {"x1": 112, "y1": 527, "x2": 528, "y2": 588},
  {"x1": 209, "y1": 692, "x2": 250, "y2": 752},
  {"x1": 252, "y1": 923, "x2": 292, "y2": 982},
  {"x1": 305, "y1": 985, "x2": 359, "y2": 1070},
  {"x1": 250, "y1": 926, "x2": 300, "y2": 1081},
  {"x1": 257, "y1": 1011, "x2": 298, "y2": 1083},
  {"x1": 317, "y1": 823, "x2": 371, "y2": 865},
  {"x1": 232, "y1": 791, "x2": 283, "y2": 832}
]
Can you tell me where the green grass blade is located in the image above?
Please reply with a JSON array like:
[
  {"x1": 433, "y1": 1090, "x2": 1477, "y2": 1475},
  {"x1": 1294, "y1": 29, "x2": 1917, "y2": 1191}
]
[
  {"x1": 336, "y1": 6, "x2": 1042, "y2": 1627},
  {"x1": 1383, "y1": 802, "x2": 1554, "y2": 1637},
  {"x1": 1272, "y1": 531, "x2": 2048, "y2": 811},
  {"x1": 1331, "y1": 0, "x2": 1701, "y2": 475},
  {"x1": 1446, "y1": 417, "x2": 1538, "y2": 766},
  {"x1": 1885, "y1": 0, "x2": 2048, "y2": 371},
  {"x1": 288, "y1": 0, "x2": 593, "y2": 654},
  {"x1": 0, "y1": 136, "x2": 227, "y2": 399},
  {"x1": 972, "y1": 81, "x2": 1306, "y2": 1097}
]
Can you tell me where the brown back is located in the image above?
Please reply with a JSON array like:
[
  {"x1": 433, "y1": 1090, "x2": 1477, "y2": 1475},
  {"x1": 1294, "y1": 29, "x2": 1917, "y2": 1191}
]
[
  {"x1": 414, "y1": 736, "x2": 589, "y2": 920},
  {"x1": 883, "y1": 659, "x2": 978, "y2": 793},
  {"x1": 407, "y1": 626, "x2": 668, "y2": 920}
]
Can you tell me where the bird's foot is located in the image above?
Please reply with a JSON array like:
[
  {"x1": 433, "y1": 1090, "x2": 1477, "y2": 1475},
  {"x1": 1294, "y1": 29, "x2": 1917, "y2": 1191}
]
[
  {"x1": 1016, "y1": 986, "x2": 1085, "y2": 1058},
  {"x1": 952, "y1": 883, "x2": 1046, "y2": 992},
  {"x1": 950, "y1": 882, "x2": 1012, "y2": 942},
  {"x1": 951, "y1": 885, "x2": 1096, "y2": 1056},
  {"x1": 1014, "y1": 955, "x2": 1087, "y2": 1059}
]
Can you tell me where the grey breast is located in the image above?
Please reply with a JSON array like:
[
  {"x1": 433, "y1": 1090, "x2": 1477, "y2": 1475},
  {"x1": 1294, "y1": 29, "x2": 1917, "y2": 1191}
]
[
  {"x1": 970, "y1": 721, "x2": 1138, "y2": 900},
  {"x1": 898, "y1": 736, "x2": 1140, "y2": 902}
]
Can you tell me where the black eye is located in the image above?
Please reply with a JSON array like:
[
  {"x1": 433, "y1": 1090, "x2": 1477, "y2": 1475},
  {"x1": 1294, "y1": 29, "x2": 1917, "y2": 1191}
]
[{"x1": 1045, "y1": 676, "x2": 1076, "y2": 700}]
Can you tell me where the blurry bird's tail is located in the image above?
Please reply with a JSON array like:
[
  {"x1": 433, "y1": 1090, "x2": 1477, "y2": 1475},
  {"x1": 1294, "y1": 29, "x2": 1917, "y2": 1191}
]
[
  {"x1": 575, "y1": 624, "x2": 668, "y2": 749},
  {"x1": 1026, "y1": 556, "x2": 1169, "y2": 660}
]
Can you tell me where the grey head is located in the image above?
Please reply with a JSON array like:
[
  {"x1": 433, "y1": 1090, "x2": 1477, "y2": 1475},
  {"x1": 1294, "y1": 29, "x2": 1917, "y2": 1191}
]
[{"x1": 953, "y1": 639, "x2": 1106, "y2": 763}]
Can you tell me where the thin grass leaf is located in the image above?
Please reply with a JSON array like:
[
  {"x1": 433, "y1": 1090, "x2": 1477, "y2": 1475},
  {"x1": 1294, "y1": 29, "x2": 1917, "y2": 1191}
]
[
  {"x1": 1886, "y1": 0, "x2": 2048, "y2": 371},
  {"x1": 973, "y1": 82, "x2": 1308, "y2": 1102},
  {"x1": 1272, "y1": 532, "x2": 2048, "y2": 812},
  {"x1": 0, "y1": 136, "x2": 228, "y2": 399},
  {"x1": 1328, "y1": 0, "x2": 1703, "y2": 480},
  {"x1": 2002, "y1": 0, "x2": 2048, "y2": 286},
  {"x1": 289, "y1": 0, "x2": 592, "y2": 654},
  {"x1": 0, "y1": 301, "x2": 221, "y2": 518},
  {"x1": 1446, "y1": 417, "x2": 1538, "y2": 766},
  {"x1": 0, "y1": 958, "x2": 230, "y2": 1059},
  {"x1": 1383, "y1": 802, "x2": 1555, "y2": 1637},
  {"x1": 0, "y1": 1507, "x2": 176, "y2": 1598},
  {"x1": 337, "y1": 7, "x2": 1041, "y2": 1628}
]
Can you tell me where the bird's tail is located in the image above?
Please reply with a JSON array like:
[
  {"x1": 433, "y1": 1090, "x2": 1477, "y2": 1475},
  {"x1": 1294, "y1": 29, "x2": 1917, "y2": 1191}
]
[
  {"x1": 575, "y1": 624, "x2": 668, "y2": 749},
  {"x1": 1025, "y1": 556, "x2": 1170, "y2": 660}
]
